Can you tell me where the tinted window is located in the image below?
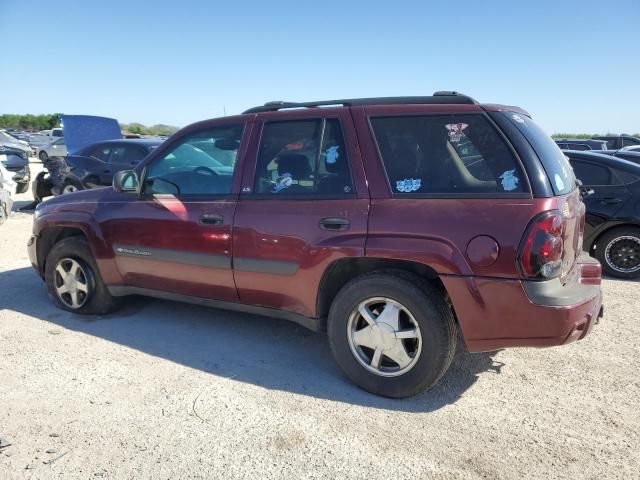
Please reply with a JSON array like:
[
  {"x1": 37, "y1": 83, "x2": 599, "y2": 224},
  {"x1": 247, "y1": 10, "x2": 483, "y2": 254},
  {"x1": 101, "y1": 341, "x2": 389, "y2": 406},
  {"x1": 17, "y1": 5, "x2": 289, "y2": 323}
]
[
  {"x1": 88, "y1": 145, "x2": 111, "y2": 161},
  {"x1": 110, "y1": 145, "x2": 146, "y2": 164},
  {"x1": 613, "y1": 168, "x2": 640, "y2": 185},
  {"x1": 570, "y1": 160, "x2": 612, "y2": 186},
  {"x1": 502, "y1": 113, "x2": 575, "y2": 195},
  {"x1": 144, "y1": 125, "x2": 243, "y2": 196},
  {"x1": 254, "y1": 119, "x2": 353, "y2": 196},
  {"x1": 622, "y1": 137, "x2": 640, "y2": 146},
  {"x1": 371, "y1": 114, "x2": 526, "y2": 195}
]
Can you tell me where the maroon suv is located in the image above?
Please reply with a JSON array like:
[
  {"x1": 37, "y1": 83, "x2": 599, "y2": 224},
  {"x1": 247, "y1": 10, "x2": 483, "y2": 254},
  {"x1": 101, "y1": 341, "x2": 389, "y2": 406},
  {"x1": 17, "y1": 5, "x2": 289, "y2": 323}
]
[{"x1": 28, "y1": 92, "x2": 604, "y2": 398}]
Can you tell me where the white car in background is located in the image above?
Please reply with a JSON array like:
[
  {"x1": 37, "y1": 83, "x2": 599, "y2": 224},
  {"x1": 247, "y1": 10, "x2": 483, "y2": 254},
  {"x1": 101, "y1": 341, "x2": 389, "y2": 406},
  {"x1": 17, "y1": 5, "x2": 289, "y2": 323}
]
[{"x1": 37, "y1": 138, "x2": 67, "y2": 161}]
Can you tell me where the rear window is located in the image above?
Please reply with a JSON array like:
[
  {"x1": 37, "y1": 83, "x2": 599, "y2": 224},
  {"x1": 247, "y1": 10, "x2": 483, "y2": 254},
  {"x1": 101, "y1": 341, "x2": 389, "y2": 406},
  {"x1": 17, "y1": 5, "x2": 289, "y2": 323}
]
[
  {"x1": 501, "y1": 112, "x2": 575, "y2": 195},
  {"x1": 370, "y1": 114, "x2": 527, "y2": 196}
]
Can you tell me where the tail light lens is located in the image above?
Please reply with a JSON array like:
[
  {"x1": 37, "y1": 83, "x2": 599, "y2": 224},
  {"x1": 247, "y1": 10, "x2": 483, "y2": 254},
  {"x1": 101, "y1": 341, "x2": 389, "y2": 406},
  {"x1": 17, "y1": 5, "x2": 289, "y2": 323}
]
[{"x1": 519, "y1": 210, "x2": 565, "y2": 279}]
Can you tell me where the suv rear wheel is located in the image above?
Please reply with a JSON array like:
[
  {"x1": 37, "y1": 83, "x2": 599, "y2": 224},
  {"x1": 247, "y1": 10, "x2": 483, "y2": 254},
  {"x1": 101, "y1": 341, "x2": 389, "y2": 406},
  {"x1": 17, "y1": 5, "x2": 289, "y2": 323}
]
[
  {"x1": 596, "y1": 227, "x2": 640, "y2": 279},
  {"x1": 45, "y1": 236, "x2": 119, "y2": 315},
  {"x1": 327, "y1": 271, "x2": 456, "y2": 398}
]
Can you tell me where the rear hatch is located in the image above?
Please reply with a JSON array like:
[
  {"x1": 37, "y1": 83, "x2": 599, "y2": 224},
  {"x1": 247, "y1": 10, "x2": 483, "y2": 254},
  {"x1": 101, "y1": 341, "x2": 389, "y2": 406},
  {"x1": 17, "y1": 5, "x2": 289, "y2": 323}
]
[{"x1": 498, "y1": 111, "x2": 583, "y2": 281}]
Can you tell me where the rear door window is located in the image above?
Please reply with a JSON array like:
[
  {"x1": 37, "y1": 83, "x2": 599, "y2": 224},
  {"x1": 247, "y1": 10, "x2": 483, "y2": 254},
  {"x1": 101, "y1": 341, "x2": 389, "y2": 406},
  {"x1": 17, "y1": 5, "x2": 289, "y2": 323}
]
[
  {"x1": 253, "y1": 119, "x2": 354, "y2": 196},
  {"x1": 499, "y1": 112, "x2": 575, "y2": 195},
  {"x1": 370, "y1": 114, "x2": 527, "y2": 196},
  {"x1": 570, "y1": 160, "x2": 613, "y2": 186}
]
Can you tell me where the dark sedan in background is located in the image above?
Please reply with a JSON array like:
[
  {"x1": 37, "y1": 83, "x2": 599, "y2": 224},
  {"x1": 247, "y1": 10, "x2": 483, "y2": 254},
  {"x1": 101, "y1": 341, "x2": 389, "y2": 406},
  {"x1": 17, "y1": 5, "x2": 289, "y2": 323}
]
[
  {"x1": 47, "y1": 139, "x2": 161, "y2": 194},
  {"x1": 563, "y1": 150, "x2": 640, "y2": 279}
]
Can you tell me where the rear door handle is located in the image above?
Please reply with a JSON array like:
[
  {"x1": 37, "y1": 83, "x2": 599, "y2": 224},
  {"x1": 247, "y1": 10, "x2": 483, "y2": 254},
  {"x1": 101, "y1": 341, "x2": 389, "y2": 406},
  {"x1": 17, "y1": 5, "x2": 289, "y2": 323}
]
[
  {"x1": 200, "y1": 214, "x2": 224, "y2": 226},
  {"x1": 319, "y1": 217, "x2": 350, "y2": 231}
]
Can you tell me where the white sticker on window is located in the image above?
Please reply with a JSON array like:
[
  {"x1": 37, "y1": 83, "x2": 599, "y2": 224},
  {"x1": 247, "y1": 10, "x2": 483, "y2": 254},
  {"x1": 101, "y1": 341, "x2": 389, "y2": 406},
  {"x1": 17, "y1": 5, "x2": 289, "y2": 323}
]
[
  {"x1": 272, "y1": 173, "x2": 293, "y2": 193},
  {"x1": 325, "y1": 145, "x2": 340, "y2": 164},
  {"x1": 499, "y1": 169, "x2": 519, "y2": 191},
  {"x1": 445, "y1": 123, "x2": 468, "y2": 142},
  {"x1": 554, "y1": 173, "x2": 565, "y2": 191},
  {"x1": 396, "y1": 178, "x2": 422, "y2": 193},
  {"x1": 512, "y1": 114, "x2": 526, "y2": 125}
]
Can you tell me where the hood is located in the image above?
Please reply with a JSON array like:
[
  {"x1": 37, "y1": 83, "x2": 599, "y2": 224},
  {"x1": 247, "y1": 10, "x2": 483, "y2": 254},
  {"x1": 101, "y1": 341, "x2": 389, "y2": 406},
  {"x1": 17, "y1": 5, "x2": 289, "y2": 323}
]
[
  {"x1": 0, "y1": 138, "x2": 31, "y2": 154},
  {"x1": 61, "y1": 115, "x2": 122, "y2": 154}
]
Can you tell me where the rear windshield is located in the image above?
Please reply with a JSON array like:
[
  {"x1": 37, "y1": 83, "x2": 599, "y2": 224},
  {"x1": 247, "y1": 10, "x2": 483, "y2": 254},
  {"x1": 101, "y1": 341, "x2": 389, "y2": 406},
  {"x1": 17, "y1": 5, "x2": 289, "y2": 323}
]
[
  {"x1": 500, "y1": 112, "x2": 575, "y2": 195},
  {"x1": 370, "y1": 114, "x2": 528, "y2": 196}
]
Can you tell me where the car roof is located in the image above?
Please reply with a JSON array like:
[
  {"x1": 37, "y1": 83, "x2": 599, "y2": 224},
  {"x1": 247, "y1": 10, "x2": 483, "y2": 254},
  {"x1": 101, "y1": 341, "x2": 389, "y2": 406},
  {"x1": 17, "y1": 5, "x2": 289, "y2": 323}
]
[
  {"x1": 563, "y1": 150, "x2": 640, "y2": 172},
  {"x1": 97, "y1": 138, "x2": 163, "y2": 147}
]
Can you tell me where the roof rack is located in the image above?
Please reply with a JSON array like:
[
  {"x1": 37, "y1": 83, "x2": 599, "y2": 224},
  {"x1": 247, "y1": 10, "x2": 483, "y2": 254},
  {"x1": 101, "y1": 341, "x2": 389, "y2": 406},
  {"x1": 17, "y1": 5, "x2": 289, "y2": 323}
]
[{"x1": 242, "y1": 91, "x2": 477, "y2": 114}]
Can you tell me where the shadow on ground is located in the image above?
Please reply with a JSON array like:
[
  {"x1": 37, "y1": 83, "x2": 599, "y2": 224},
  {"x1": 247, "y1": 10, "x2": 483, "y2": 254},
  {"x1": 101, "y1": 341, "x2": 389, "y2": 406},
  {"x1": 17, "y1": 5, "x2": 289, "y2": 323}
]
[{"x1": 0, "y1": 266, "x2": 505, "y2": 412}]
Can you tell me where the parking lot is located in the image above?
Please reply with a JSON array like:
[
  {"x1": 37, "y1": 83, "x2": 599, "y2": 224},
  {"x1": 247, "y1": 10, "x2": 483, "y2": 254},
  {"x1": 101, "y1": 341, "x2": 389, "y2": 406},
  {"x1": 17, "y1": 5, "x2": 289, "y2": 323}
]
[{"x1": 0, "y1": 161, "x2": 638, "y2": 479}]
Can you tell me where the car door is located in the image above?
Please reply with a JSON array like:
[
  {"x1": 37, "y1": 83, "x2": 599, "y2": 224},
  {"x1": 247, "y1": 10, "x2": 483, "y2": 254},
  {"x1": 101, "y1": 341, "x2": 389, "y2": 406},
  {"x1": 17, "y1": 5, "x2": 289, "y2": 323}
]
[
  {"x1": 232, "y1": 109, "x2": 369, "y2": 317},
  {"x1": 101, "y1": 119, "x2": 250, "y2": 302},
  {"x1": 570, "y1": 159, "x2": 632, "y2": 240}
]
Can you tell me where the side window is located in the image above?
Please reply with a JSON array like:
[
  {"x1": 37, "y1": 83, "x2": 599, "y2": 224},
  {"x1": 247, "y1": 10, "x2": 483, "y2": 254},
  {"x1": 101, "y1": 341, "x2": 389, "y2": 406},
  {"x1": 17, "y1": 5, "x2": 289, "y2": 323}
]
[
  {"x1": 253, "y1": 118, "x2": 353, "y2": 196},
  {"x1": 144, "y1": 125, "x2": 243, "y2": 196},
  {"x1": 613, "y1": 168, "x2": 640, "y2": 185},
  {"x1": 111, "y1": 145, "x2": 146, "y2": 165},
  {"x1": 371, "y1": 114, "x2": 527, "y2": 195},
  {"x1": 88, "y1": 145, "x2": 111, "y2": 161},
  {"x1": 570, "y1": 160, "x2": 612, "y2": 186},
  {"x1": 53, "y1": 138, "x2": 65, "y2": 146}
]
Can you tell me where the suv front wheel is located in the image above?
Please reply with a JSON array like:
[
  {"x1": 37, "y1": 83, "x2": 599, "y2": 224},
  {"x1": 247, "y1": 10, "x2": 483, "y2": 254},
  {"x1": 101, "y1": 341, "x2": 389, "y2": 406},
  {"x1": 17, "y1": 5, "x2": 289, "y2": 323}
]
[
  {"x1": 45, "y1": 236, "x2": 119, "y2": 315},
  {"x1": 327, "y1": 271, "x2": 456, "y2": 398}
]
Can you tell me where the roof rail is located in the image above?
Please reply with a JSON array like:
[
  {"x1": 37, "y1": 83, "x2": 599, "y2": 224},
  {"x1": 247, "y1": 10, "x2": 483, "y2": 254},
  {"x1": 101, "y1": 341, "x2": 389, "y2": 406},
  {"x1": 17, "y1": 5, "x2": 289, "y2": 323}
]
[{"x1": 242, "y1": 91, "x2": 476, "y2": 114}]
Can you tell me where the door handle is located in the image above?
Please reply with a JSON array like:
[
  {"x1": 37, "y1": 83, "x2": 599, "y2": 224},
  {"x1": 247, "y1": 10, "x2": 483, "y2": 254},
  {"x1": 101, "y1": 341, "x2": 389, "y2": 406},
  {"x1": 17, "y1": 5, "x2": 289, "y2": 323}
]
[
  {"x1": 319, "y1": 217, "x2": 350, "y2": 231},
  {"x1": 200, "y1": 214, "x2": 224, "y2": 226},
  {"x1": 601, "y1": 198, "x2": 622, "y2": 205}
]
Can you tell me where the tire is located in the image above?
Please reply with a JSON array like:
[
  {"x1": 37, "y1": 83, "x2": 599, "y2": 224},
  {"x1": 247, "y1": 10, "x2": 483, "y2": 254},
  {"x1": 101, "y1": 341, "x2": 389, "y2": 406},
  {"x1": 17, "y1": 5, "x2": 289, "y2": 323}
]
[
  {"x1": 327, "y1": 271, "x2": 457, "y2": 398},
  {"x1": 61, "y1": 179, "x2": 83, "y2": 194},
  {"x1": 595, "y1": 227, "x2": 640, "y2": 279},
  {"x1": 39, "y1": 151, "x2": 48, "y2": 161},
  {"x1": 44, "y1": 236, "x2": 119, "y2": 315},
  {"x1": 16, "y1": 181, "x2": 29, "y2": 194}
]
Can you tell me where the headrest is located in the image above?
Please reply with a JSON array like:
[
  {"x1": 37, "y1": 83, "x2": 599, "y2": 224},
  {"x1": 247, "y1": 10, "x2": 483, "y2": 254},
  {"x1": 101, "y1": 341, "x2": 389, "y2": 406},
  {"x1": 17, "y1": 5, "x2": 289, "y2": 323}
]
[{"x1": 277, "y1": 154, "x2": 312, "y2": 178}]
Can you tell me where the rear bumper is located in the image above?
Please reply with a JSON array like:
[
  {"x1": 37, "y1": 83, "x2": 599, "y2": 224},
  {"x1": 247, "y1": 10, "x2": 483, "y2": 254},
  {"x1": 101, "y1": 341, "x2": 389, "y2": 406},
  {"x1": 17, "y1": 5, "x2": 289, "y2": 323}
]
[{"x1": 443, "y1": 254, "x2": 603, "y2": 352}]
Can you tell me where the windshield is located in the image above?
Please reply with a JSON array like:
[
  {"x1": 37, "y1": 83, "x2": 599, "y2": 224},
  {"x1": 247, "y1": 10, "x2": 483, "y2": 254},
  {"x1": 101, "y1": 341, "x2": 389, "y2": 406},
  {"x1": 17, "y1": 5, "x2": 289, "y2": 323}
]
[{"x1": 500, "y1": 112, "x2": 575, "y2": 195}]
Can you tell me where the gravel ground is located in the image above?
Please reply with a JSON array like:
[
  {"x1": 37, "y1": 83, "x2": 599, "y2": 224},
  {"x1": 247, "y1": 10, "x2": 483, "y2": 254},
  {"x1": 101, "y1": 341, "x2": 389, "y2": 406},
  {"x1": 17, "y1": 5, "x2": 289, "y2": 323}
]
[{"x1": 1, "y1": 162, "x2": 639, "y2": 479}]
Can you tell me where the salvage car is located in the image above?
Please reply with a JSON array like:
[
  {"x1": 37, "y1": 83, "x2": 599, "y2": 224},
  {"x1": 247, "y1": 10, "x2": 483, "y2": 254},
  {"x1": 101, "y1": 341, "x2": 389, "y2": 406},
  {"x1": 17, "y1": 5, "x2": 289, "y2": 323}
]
[
  {"x1": 47, "y1": 139, "x2": 160, "y2": 194},
  {"x1": 0, "y1": 145, "x2": 30, "y2": 193},
  {"x1": 37, "y1": 137, "x2": 68, "y2": 161},
  {"x1": 28, "y1": 92, "x2": 603, "y2": 398},
  {"x1": 564, "y1": 150, "x2": 640, "y2": 279}
]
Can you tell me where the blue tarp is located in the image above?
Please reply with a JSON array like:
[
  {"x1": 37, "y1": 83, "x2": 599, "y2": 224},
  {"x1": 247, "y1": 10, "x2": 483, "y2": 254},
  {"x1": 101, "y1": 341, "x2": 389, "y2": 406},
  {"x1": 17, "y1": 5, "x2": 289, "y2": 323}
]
[{"x1": 60, "y1": 115, "x2": 121, "y2": 154}]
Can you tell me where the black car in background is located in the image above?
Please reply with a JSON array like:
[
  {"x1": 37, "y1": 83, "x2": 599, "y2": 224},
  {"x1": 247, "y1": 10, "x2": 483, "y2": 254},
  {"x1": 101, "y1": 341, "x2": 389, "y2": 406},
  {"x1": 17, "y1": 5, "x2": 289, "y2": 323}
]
[
  {"x1": 0, "y1": 145, "x2": 30, "y2": 193},
  {"x1": 563, "y1": 150, "x2": 640, "y2": 279},
  {"x1": 48, "y1": 139, "x2": 161, "y2": 194},
  {"x1": 555, "y1": 138, "x2": 609, "y2": 151},
  {"x1": 592, "y1": 149, "x2": 640, "y2": 165},
  {"x1": 592, "y1": 135, "x2": 640, "y2": 150}
]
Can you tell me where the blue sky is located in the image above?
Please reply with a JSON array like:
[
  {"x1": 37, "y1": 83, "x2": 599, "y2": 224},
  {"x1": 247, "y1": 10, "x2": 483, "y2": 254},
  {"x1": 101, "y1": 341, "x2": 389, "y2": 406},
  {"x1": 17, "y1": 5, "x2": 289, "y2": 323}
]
[{"x1": 1, "y1": 0, "x2": 638, "y2": 133}]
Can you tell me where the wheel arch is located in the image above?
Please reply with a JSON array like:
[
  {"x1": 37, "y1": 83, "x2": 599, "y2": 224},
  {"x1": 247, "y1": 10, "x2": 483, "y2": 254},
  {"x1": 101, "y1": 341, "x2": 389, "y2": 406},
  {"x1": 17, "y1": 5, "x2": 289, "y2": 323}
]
[
  {"x1": 587, "y1": 222, "x2": 640, "y2": 254},
  {"x1": 316, "y1": 257, "x2": 452, "y2": 320}
]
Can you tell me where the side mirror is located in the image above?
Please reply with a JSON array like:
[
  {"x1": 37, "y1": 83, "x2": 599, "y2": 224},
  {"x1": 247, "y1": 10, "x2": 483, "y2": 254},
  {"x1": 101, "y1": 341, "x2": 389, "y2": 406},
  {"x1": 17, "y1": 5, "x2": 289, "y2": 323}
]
[{"x1": 113, "y1": 170, "x2": 139, "y2": 193}]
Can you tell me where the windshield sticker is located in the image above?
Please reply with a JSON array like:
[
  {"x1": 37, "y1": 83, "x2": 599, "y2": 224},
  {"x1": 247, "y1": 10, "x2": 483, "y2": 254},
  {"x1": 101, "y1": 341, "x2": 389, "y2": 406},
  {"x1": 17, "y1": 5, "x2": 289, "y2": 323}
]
[
  {"x1": 512, "y1": 114, "x2": 526, "y2": 125},
  {"x1": 445, "y1": 123, "x2": 468, "y2": 143},
  {"x1": 325, "y1": 145, "x2": 340, "y2": 164},
  {"x1": 396, "y1": 178, "x2": 422, "y2": 193},
  {"x1": 272, "y1": 173, "x2": 293, "y2": 193},
  {"x1": 554, "y1": 173, "x2": 565, "y2": 191},
  {"x1": 499, "y1": 170, "x2": 519, "y2": 191}
]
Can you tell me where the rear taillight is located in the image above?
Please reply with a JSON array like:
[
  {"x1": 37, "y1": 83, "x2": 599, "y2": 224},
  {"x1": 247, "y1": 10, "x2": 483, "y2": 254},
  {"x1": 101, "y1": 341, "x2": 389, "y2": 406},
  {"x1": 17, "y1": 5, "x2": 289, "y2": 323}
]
[{"x1": 518, "y1": 210, "x2": 565, "y2": 279}]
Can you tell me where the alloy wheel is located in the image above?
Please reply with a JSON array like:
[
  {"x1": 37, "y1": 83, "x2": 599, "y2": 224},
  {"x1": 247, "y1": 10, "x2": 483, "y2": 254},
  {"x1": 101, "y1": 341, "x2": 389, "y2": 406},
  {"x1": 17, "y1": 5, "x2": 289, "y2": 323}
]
[
  {"x1": 347, "y1": 297, "x2": 422, "y2": 377},
  {"x1": 605, "y1": 236, "x2": 640, "y2": 273},
  {"x1": 53, "y1": 258, "x2": 91, "y2": 309}
]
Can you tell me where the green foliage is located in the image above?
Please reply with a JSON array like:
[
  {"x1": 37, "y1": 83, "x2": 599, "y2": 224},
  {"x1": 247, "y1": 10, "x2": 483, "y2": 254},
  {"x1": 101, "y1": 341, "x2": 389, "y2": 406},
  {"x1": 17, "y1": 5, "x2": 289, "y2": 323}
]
[
  {"x1": 119, "y1": 122, "x2": 178, "y2": 136},
  {"x1": 0, "y1": 114, "x2": 178, "y2": 136},
  {"x1": 0, "y1": 113, "x2": 61, "y2": 130},
  {"x1": 552, "y1": 132, "x2": 640, "y2": 139}
]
